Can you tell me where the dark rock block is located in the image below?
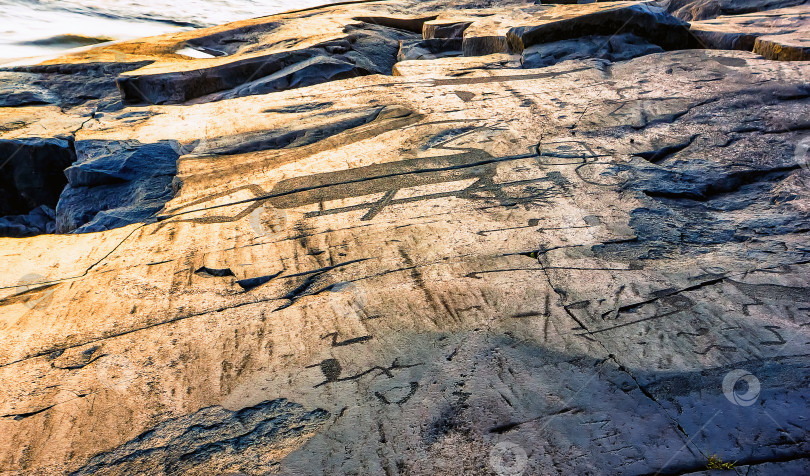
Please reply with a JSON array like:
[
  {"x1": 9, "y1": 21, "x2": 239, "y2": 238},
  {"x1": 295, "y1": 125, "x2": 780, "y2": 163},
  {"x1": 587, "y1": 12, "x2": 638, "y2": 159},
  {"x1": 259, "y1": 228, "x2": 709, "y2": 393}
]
[
  {"x1": 0, "y1": 72, "x2": 59, "y2": 107},
  {"x1": 65, "y1": 141, "x2": 179, "y2": 187},
  {"x1": 397, "y1": 38, "x2": 464, "y2": 61},
  {"x1": 56, "y1": 140, "x2": 179, "y2": 233},
  {"x1": 353, "y1": 15, "x2": 439, "y2": 33},
  {"x1": 665, "y1": 0, "x2": 809, "y2": 21},
  {"x1": 118, "y1": 25, "x2": 415, "y2": 104},
  {"x1": 6, "y1": 61, "x2": 153, "y2": 110},
  {"x1": 422, "y1": 20, "x2": 474, "y2": 40},
  {"x1": 217, "y1": 55, "x2": 371, "y2": 100},
  {"x1": 342, "y1": 24, "x2": 418, "y2": 73},
  {"x1": 507, "y1": 3, "x2": 691, "y2": 53},
  {"x1": 184, "y1": 22, "x2": 282, "y2": 57},
  {"x1": 117, "y1": 50, "x2": 316, "y2": 105},
  {"x1": 521, "y1": 33, "x2": 663, "y2": 68}
]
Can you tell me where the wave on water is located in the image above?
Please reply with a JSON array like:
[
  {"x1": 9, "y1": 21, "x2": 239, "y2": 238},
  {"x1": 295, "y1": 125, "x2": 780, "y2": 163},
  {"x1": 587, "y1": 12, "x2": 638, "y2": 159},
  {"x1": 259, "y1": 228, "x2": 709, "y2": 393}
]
[
  {"x1": 21, "y1": 34, "x2": 116, "y2": 47},
  {"x1": 0, "y1": 0, "x2": 339, "y2": 59}
]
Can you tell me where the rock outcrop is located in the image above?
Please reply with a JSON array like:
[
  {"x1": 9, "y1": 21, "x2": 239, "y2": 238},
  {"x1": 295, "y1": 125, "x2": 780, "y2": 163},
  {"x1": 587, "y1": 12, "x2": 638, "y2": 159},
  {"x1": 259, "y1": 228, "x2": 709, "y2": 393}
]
[
  {"x1": 689, "y1": 5, "x2": 809, "y2": 50},
  {"x1": 1, "y1": 0, "x2": 809, "y2": 474}
]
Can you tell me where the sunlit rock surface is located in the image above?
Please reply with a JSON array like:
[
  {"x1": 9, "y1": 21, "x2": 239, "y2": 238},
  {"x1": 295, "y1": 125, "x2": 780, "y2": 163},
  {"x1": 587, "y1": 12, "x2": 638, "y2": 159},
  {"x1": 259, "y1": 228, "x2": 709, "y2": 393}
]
[{"x1": 0, "y1": 0, "x2": 809, "y2": 474}]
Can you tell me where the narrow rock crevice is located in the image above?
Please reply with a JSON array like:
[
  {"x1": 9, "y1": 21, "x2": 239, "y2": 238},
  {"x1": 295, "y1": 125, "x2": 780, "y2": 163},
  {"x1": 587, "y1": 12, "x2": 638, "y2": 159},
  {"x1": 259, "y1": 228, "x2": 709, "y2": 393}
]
[
  {"x1": 641, "y1": 165, "x2": 800, "y2": 201},
  {"x1": 0, "y1": 137, "x2": 77, "y2": 237}
]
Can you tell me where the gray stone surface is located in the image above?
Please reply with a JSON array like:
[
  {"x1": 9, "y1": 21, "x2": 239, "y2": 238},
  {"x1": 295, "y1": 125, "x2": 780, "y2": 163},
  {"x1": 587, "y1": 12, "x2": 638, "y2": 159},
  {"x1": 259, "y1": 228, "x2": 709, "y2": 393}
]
[
  {"x1": 0, "y1": 1, "x2": 809, "y2": 475},
  {"x1": 521, "y1": 33, "x2": 664, "y2": 68},
  {"x1": 507, "y1": 2, "x2": 691, "y2": 53},
  {"x1": 666, "y1": 0, "x2": 809, "y2": 21}
]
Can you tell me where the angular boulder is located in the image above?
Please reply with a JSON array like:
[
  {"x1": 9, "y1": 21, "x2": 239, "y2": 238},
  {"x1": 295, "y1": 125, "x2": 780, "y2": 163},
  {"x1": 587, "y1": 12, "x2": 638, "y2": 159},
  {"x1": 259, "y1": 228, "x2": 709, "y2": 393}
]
[
  {"x1": 56, "y1": 140, "x2": 179, "y2": 233},
  {"x1": 507, "y1": 2, "x2": 691, "y2": 53}
]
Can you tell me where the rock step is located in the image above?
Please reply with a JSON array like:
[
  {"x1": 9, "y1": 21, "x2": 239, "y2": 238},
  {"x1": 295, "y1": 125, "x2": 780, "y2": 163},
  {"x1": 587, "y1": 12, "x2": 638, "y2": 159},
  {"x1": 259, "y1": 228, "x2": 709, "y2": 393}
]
[
  {"x1": 688, "y1": 5, "x2": 810, "y2": 51},
  {"x1": 116, "y1": 25, "x2": 417, "y2": 104},
  {"x1": 754, "y1": 32, "x2": 810, "y2": 59},
  {"x1": 507, "y1": 2, "x2": 691, "y2": 54}
]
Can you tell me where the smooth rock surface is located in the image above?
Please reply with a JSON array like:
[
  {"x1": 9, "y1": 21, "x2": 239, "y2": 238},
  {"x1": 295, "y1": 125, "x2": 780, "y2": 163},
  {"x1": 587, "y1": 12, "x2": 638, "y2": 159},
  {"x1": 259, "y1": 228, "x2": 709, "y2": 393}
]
[{"x1": 0, "y1": 1, "x2": 809, "y2": 475}]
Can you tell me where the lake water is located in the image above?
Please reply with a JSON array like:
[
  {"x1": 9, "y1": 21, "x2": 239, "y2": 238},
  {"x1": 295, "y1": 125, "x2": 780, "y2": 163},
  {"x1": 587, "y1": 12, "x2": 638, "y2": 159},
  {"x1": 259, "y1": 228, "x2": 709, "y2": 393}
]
[{"x1": 0, "y1": 0, "x2": 339, "y2": 60}]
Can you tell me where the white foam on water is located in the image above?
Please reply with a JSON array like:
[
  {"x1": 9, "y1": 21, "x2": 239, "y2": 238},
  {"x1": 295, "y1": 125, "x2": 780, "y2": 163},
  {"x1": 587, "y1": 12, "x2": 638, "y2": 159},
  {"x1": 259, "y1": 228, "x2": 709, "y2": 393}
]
[
  {"x1": 0, "y1": 0, "x2": 340, "y2": 59},
  {"x1": 174, "y1": 46, "x2": 217, "y2": 59}
]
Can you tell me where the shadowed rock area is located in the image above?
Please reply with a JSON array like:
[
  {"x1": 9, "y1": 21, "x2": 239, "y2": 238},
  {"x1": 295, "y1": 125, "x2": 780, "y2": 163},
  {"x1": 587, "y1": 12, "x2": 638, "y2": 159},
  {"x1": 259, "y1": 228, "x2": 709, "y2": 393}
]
[{"x1": 0, "y1": 0, "x2": 809, "y2": 474}]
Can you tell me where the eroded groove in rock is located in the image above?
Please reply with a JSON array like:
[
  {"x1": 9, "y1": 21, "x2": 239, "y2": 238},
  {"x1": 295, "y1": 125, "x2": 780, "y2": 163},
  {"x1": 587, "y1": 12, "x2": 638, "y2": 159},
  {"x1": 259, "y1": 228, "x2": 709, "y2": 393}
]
[{"x1": 190, "y1": 106, "x2": 386, "y2": 157}]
